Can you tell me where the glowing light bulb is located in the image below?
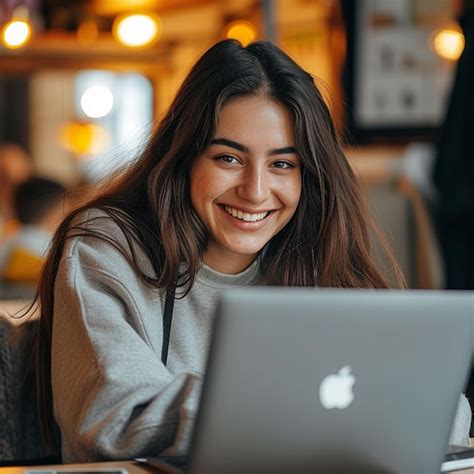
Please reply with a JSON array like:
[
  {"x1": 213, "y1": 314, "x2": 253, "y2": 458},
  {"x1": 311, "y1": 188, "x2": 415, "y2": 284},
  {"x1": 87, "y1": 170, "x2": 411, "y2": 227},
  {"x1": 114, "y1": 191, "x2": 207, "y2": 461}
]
[
  {"x1": 2, "y1": 19, "x2": 32, "y2": 49},
  {"x1": 113, "y1": 14, "x2": 160, "y2": 48},
  {"x1": 80, "y1": 86, "x2": 114, "y2": 119},
  {"x1": 433, "y1": 28, "x2": 464, "y2": 61},
  {"x1": 225, "y1": 21, "x2": 257, "y2": 47}
]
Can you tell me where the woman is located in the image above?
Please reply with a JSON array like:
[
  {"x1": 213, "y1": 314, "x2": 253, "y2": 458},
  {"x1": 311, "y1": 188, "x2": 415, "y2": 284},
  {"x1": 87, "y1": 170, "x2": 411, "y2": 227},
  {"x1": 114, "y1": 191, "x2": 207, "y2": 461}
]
[{"x1": 27, "y1": 39, "x2": 467, "y2": 462}]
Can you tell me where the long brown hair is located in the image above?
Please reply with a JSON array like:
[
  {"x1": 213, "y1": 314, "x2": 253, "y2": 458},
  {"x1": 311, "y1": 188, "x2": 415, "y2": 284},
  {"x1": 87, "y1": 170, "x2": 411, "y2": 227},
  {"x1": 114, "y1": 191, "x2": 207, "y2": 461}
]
[{"x1": 28, "y1": 39, "x2": 404, "y2": 453}]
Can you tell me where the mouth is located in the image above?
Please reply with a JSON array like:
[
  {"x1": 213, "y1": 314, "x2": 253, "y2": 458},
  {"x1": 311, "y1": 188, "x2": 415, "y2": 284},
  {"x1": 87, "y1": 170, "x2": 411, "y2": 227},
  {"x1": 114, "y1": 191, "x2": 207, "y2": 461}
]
[{"x1": 222, "y1": 205, "x2": 271, "y2": 222}]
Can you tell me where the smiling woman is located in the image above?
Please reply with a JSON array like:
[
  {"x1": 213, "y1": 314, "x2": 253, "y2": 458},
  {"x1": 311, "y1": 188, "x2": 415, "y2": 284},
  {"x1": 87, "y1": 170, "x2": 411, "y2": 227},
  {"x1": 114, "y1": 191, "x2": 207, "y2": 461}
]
[
  {"x1": 20, "y1": 39, "x2": 408, "y2": 463},
  {"x1": 190, "y1": 96, "x2": 301, "y2": 274}
]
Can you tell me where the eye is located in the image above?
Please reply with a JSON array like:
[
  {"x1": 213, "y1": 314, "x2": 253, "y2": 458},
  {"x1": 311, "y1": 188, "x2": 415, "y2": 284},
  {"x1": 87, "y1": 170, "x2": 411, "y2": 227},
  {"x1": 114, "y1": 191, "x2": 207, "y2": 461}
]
[
  {"x1": 216, "y1": 154, "x2": 238, "y2": 164},
  {"x1": 273, "y1": 160, "x2": 295, "y2": 169}
]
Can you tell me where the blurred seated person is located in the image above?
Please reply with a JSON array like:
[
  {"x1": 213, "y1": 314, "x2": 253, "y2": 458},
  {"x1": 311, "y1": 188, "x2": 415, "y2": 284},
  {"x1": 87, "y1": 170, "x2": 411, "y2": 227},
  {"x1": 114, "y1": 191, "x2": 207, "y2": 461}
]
[
  {"x1": 0, "y1": 177, "x2": 66, "y2": 293},
  {"x1": 0, "y1": 143, "x2": 33, "y2": 243}
]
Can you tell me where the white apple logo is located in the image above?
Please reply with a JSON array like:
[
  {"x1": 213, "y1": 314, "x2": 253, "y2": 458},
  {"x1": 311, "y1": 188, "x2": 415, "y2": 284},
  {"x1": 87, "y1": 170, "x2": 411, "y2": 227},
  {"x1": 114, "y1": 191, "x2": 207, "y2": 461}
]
[{"x1": 319, "y1": 366, "x2": 355, "y2": 409}]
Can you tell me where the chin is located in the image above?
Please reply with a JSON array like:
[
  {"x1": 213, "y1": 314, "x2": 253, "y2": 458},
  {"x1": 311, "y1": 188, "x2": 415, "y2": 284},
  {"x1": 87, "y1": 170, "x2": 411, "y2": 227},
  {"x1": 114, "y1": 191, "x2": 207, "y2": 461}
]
[
  {"x1": 218, "y1": 238, "x2": 259, "y2": 253},
  {"x1": 229, "y1": 246, "x2": 265, "y2": 259}
]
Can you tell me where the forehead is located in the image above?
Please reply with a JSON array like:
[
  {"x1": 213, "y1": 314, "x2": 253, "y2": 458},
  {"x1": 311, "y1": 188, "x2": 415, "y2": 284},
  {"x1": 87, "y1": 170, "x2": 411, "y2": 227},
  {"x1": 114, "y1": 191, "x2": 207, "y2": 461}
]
[{"x1": 214, "y1": 95, "x2": 295, "y2": 145}]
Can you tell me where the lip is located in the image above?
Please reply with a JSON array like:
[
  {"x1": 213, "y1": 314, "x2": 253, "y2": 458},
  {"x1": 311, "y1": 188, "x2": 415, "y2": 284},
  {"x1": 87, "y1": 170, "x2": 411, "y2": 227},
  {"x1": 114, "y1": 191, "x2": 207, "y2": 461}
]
[{"x1": 217, "y1": 204, "x2": 274, "y2": 230}]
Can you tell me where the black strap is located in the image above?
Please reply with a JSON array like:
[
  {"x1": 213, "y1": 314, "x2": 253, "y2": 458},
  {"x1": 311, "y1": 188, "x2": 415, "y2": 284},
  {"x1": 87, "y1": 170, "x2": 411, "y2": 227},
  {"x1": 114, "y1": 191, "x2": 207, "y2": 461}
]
[{"x1": 161, "y1": 288, "x2": 175, "y2": 365}]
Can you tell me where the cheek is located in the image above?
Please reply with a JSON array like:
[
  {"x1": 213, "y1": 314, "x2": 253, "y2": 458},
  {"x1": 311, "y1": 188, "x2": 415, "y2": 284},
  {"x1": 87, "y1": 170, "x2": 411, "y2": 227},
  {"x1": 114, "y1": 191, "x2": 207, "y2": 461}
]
[
  {"x1": 278, "y1": 177, "x2": 302, "y2": 210},
  {"x1": 190, "y1": 179, "x2": 204, "y2": 214},
  {"x1": 191, "y1": 166, "x2": 209, "y2": 198},
  {"x1": 191, "y1": 170, "x2": 222, "y2": 208},
  {"x1": 193, "y1": 178, "x2": 216, "y2": 204},
  {"x1": 196, "y1": 171, "x2": 232, "y2": 201}
]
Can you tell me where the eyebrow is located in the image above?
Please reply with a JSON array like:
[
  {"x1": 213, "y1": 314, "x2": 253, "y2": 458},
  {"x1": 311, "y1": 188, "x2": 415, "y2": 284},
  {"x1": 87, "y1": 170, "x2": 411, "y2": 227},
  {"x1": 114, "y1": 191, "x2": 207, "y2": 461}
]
[{"x1": 210, "y1": 138, "x2": 297, "y2": 156}]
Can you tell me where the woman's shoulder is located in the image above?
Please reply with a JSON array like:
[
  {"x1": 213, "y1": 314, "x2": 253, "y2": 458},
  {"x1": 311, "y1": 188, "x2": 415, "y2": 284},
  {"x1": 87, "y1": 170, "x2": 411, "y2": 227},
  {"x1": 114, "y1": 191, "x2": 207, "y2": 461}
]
[
  {"x1": 62, "y1": 206, "x2": 150, "y2": 270},
  {"x1": 55, "y1": 207, "x2": 161, "y2": 311},
  {"x1": 69, "y1": 207, "x2": 128, "y2": 233}
]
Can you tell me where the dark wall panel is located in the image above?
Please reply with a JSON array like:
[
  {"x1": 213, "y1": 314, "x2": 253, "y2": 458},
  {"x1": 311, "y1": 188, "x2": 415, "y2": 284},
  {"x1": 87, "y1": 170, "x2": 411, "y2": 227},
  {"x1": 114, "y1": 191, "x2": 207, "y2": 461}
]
[{"x1": 0, "y1": 76, "x2": 30, "y2": 151}]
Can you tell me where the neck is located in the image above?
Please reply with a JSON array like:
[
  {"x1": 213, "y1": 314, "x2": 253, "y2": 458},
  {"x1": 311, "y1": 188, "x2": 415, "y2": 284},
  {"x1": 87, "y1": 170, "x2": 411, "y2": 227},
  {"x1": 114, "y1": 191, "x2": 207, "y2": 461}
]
[{"x1": 203, "y1": 250, "x2": 257, "y2": 274}]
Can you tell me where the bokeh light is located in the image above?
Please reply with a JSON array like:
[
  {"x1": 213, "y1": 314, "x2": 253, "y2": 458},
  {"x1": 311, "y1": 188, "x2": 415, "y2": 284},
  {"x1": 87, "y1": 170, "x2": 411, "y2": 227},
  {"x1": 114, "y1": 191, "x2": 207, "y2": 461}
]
[
  {"x1": 2, "y1": 19, "x2": 32, "y2": 49},
  {"x1": 59, "y1": 122, "x2": 110, "y2": 156},
  {"x1": 225, "y1": 20, "x2": 257, "y2": 47},
  {"x1": 433, "y1": 28, "x2": 465, "y2": 61},
  {"x1": 113, "y1": 13, "x2": 160, "y2": 48},
  {"x1": 80, "y1": 85, "x2": 114, "y2": 118}
]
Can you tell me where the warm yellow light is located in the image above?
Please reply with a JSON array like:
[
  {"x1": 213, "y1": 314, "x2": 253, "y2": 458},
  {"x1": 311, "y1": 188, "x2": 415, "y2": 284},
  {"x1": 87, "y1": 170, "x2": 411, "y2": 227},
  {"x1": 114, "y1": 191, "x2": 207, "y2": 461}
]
[
  {"x1": 113, "y1": 13, "x2": 160, "y2": 48},
  {"x1": 225, "y1": 21, "x2": 257, "y2": 47},
  {"x1": 88, "y1": 1, "x2": 158, "y2": 16},
  {"x1": 80, "y1": 86, "x2": 114, "y2": 119},
  {"x1": 433, "y1": 28, "x2": 465, "y2": 60},
  {"x1": 59, "y1": 122, "x2": 110, "y2": 156},
  {"x1": 2, "y1": 19, "x2": 32, "y2": 49}
]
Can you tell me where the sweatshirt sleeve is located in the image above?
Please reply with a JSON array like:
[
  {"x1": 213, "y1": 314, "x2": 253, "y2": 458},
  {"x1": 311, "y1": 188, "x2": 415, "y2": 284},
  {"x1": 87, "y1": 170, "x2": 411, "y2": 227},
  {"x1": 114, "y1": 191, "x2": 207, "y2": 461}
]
[
  {"x1": 449, "y1": 393, "x2": 472, "y2": 447},
  {"x1": 51, "y1": 227, "x2": 201, "y2": 463}
]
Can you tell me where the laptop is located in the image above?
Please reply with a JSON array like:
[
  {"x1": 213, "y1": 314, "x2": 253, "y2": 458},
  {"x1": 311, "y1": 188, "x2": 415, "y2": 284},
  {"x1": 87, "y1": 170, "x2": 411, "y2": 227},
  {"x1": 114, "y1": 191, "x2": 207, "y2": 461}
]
[{"x1": 140, "y1": 288, "x2": 473, "y2": 473}]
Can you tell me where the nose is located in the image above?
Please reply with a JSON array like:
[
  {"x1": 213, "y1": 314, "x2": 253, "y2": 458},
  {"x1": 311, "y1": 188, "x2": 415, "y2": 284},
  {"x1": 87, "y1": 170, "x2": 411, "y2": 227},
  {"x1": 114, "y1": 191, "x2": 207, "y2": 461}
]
[{"x1": 236, "y1": 163, "x2": 270, "y2": 204}]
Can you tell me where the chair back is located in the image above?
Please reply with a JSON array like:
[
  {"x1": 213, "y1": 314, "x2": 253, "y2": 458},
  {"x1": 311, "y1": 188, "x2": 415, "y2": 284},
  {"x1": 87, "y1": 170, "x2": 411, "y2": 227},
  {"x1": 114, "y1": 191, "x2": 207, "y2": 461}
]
[{"x1": 0, "y1": 316, "x2": 50, "y2": 462}]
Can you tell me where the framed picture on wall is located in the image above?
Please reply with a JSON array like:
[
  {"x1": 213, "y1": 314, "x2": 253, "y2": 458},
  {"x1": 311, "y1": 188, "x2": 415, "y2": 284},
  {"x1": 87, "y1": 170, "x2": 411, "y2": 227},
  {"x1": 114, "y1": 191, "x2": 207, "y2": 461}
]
[{"x1": 342, "y1": 0, "x2": 456, "y2": 142}]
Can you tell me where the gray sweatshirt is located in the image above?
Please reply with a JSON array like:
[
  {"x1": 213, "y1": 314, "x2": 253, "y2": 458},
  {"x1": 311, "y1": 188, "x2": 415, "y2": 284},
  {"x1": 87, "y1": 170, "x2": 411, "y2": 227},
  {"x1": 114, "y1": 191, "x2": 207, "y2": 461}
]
[
  {"x1": 51, "y1": 210, "x2": 471, "y2": 463},
  {"x1": 52, "y1": 210, "x2": 261, "y2": 462}
]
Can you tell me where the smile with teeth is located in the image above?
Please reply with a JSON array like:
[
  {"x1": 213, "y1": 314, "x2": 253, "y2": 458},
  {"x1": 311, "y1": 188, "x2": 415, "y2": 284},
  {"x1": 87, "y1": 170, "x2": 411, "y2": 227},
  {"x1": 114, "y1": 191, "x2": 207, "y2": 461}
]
[{"x1": 224, "y1": 205, "x2": 270, "y2": 222}]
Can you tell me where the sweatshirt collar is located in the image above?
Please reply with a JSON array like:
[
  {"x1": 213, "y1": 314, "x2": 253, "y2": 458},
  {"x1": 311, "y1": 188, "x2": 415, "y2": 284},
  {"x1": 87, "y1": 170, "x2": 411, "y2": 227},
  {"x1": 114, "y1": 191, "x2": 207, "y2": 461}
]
[{"x1": 197, "y1": 258, "x2": 261, "y2": 288}]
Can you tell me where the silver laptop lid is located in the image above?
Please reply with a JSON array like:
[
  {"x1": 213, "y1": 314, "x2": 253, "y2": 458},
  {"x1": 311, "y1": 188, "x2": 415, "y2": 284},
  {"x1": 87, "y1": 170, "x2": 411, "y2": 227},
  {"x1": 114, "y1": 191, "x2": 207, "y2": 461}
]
[{"x1": 189, "y1": 289, "x2": 473, "y2": 474}]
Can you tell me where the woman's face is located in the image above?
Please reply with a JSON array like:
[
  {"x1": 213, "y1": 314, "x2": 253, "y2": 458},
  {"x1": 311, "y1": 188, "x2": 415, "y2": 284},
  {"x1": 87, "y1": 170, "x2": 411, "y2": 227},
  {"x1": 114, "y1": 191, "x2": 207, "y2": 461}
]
[{"x1": 190, "y1": 95, "x2": 302, "y2": 274}]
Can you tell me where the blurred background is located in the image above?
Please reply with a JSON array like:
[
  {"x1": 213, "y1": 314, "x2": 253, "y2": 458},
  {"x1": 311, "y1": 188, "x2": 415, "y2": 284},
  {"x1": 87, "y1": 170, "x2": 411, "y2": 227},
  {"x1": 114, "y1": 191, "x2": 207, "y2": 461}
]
[{"x1": 0, "y1": 0, "x2": 472, "y2": 301}]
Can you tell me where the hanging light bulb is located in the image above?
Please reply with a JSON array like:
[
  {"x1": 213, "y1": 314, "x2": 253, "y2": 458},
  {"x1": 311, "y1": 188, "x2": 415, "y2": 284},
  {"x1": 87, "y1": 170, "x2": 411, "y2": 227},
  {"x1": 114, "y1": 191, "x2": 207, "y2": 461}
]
[
  {"x1": 1, "y1": 4, "x2": 33, "y2": 50},
  {"x1": 113, "y1": 13, "x2": 161, "y2": 48},
  {"x1": 2, "y1": 19, "x2": 32, "y2": 49}
]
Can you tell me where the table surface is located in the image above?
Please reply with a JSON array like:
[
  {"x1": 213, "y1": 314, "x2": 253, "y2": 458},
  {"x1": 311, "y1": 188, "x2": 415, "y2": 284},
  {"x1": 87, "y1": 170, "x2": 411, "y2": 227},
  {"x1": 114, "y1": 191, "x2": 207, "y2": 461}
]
[
  {"x1": 0, "y1": 460, "x2": 157, "y2": 473},
  {"x1": 2, "y1": 459, "x2": 474, "y2": 473}
]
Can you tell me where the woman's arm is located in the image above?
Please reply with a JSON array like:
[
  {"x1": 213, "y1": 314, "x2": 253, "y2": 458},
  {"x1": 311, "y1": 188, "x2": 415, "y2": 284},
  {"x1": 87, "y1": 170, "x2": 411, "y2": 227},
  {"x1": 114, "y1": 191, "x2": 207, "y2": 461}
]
[{"x1": 51, "y1": 221, "x2": 200, "y2": 463}]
